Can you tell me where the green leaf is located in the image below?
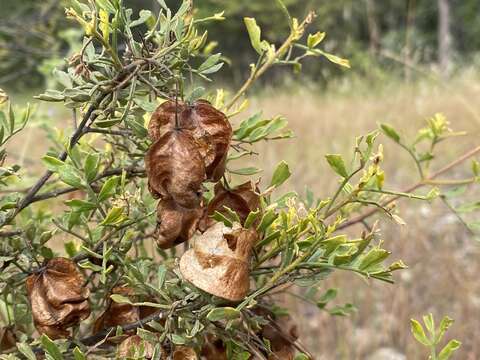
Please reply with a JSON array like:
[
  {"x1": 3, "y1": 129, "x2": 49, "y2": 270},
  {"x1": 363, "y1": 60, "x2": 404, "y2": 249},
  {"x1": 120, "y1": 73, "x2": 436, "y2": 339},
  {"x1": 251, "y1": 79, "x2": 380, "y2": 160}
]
[
  {"x1": 40, "y1": 335, "x2": 64, "y2": 360},
  {"x1": 73, "y1": 347, "x2": 86, "y2": 360},
  {"x1": 229, "y1": 167, "x2": 262, "y2": 176},
  {"x1": 244, "y1": 18, "x2": 262, "y2": 54},
  {"x1": 84, "y1": 153, "x2": 100, "y2": 182},
  {"x1": 325, "y1": 154, "x2": 348, "y2": 178},
  {"x1": 410, "y1": 319, "x2": 431, "y2": 346},
  {"x1": 65, "y1": 199, "x2": 97, "y2": 212},
  {"x1": 58, "y1": 166, "x2": 84, "y2": 188},
  {"x1": 98, "y1": 176, "x2": 119, "y2": 202},
  {"x1": 316, "y1": 288, "x2": 337, "y2": 309},
  {"x1": 321, "y1": 52, "x2": 350, "y2": 68},
  {"x1": 257, "y1": 210, "x2": 278, "y2": 232},
  {"x1": 358, "y1": 248, "x2": 390, "y2": 272},
  {"x1": 307, "y1": 32, "x2": 326, "y2": 48},
  {"x1": 170, "y1": 334, "x2": 186, "y2": 345},
  {"x1": 270, "y1": 161, "x2": 291, "y2": 188},
  {"x1": 438, "y1": 340, "x2": 461, "y2": 360},
  {"x1": 198, "y1": 53, "x2": 222, "y2": 72},
  {"x1": 437, "y1": 316, "x2": 454, "y2": 343},
  {"x1": 422, "y1": 313, "x2": 435, "y2": 335},
  {"x1": 328, "y1": 303, "x2": 357, "y2": 316},
  {"x1": 206, "y1": 307, "x2": 241, "y2": 322},
  {"x1": 294, "y1": 354, "x2": 310, "y2": 360},
  {"x1": 100, "y1": 206, "x2": 126, "y2": 226},
  {"x1": 130, "y1": 10, "x2": 153, "y2": 27},
  {"x1": 42, "y1": 156, "x2": 65, "y2": 172},
  {"x1": 380, "y1": 123, "x2": 401, "y2": 143},
  {"x1": 244, "y1": 210, "x2": 260, "y2": 228},
  {"x1": 16, "y1": 343, "x2": 36, "y2": 360}
]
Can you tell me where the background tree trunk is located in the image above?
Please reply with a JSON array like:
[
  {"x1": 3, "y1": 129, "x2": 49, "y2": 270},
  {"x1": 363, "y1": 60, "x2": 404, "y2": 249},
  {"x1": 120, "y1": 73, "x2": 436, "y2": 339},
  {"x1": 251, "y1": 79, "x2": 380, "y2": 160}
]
[
  {"x1": 365, "y1": 0, "x2": 380, "y2": 54},
  {"x1": 438, "y1": 0, "x2": 453, "y2": 76}
]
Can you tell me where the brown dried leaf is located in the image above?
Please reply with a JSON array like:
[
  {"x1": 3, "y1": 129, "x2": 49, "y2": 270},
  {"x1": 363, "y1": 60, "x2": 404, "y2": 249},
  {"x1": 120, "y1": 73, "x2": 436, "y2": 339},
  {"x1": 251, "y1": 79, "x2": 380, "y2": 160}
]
[
  {"x1": 148, "y1": 100, "x2": 232, "y2": 182},
  {"x1": 145, "y1": 130, "x2": 206, "y2": 208},
  {"x1": 26, "y1": 257, "x2": 90, "y2": 339},
  {"x1": 155, "y1": 198, "x2": 203, "y2": 249},
  {"x1": 180, "y1": 223, "x2": 258, "y2": 301},
  {"x1": 199, "y1": 181, "x2": 260, "y2": 232}
]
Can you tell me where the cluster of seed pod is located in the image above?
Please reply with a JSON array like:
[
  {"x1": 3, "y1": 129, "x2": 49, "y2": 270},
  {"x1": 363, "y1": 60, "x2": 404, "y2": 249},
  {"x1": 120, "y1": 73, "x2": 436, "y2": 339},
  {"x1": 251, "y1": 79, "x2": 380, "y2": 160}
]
[
  {"x1": 22, "y1": 99, "x2": 266, "y2": 354},
  {"x1": 146, "y1": 99, "x2": 261, "y2": 301}
]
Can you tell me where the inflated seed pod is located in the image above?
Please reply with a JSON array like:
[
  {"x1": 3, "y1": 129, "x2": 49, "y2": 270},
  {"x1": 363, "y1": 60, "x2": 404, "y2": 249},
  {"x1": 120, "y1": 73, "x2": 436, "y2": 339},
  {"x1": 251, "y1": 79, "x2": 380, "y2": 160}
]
[
  {"x1": 93, "y1": 286, "x2": 158, "y2": 334},
  {"x1": 145, "y1": 130, "x2": 206, "y2": 209},
  {"x1": 26, "y1": 257, "x2": 90, "y2": 339},
  {"x1": 261, "y1": 315, "x2": 299, "y2": 360},
  {"x1": 180, "y1": 222, "x2": 257, "y2": 301},
  {"x1": 148, "y1": 100, "x2": 232, "y2": 182},
  {"x1": 154, "y1": 198, "x2": 203, "y2": 249},
  {"x1": 198, "y1": 181, "x2": 260, "y2": 232}
]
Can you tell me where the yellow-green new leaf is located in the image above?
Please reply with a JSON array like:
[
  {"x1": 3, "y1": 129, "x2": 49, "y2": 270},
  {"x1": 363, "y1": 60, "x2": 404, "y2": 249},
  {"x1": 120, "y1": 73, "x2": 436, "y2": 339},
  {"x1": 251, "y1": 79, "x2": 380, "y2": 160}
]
[{"x1": 244, "y1": 17, "x2": 262, "y2": 54}]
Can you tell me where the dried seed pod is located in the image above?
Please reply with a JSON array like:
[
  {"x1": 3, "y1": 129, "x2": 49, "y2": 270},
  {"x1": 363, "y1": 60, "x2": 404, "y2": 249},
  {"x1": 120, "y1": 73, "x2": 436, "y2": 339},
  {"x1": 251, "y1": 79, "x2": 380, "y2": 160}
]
[
  {"x1": 180, "y1": 222, "x2": 257, "y2": 301},
  {"x1": 199, "y1": 181, "x2": 260, "y2": 232},
  {"x1": 148, "y1": 100, "x2": 232, "y2": 182},
  {"x1": 0, "y1": 327, "x2": 16, "y2": 351},
  {"x1": 26, "y1": 257, "x2": 90, "y2": 339},
  {"x1": 262, "y1": 315, "x2": 299, "y2": 360},
  {"x1": 173, "y1": 346, "x2": 198, "y2": 360},
  {"x1": 155, "y1": 198, "x2": 203, "y2": 249},
  {"x1": 117, "y1": 335, "x2": 156, "y2": 359},
  {"x1": 145, "y1": 130, "x2": 206, "y2": 208},
  {"x1": 93, "y1": 287, "x2": 140, "y2": 334},
  {"x1": 201, "y1": 335, "x2": 227, "y2": 360}
]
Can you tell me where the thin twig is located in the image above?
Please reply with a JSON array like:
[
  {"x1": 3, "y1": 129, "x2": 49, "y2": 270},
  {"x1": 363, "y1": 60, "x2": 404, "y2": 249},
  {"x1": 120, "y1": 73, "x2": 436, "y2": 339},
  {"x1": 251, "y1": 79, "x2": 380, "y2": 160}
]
[{"x1": 338, "y1": 145, "x2": 480, "y2": 229}]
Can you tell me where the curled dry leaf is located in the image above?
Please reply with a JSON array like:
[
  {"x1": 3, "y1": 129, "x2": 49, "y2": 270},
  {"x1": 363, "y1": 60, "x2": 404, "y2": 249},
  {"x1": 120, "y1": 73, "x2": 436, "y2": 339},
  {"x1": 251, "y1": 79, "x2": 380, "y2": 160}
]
[
  {"x1": 117, "y1": 335, "x2": 156, "y2": 359},
  {"x1": 25, "y1": 257, "x2": 90, "y2": 339},
  {"x1": 180, "y1": 222, "x2": 258, "y2": 301},
  {"x1": 155, "y1": 198, "x2": 203, "y2": 249},
  {"x1": 145, "y1": 130, "x2": 206, "y2": 208},
  {"x1": 93, "y1": 287, "x2": 158, "y2": 334},
  {"x1": 199, "y1": 181, "x2": 260, "y2": 232},
  {"x1": 148, "y1": 100, "x2": 232, "y2": 182}
]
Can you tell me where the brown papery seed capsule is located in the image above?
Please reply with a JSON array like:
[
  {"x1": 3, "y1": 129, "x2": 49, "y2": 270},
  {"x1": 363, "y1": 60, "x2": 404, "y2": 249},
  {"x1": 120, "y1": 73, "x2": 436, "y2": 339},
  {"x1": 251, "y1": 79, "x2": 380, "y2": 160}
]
[
  {"x1": 155, "y1": 198, "x2": 203, "y2": 249},
  {"x1": 180, "y1": 223, "x2": 258, "y2": 301},
  {"x1": 148, "y1": 100, "x2": 232, "y2": 182},
  {"x1": 199, "y1": 181, "x2": 260, "y2": 232},
  {"x1": 145, "y1": 130, "x2": 206, "y2": 209},
  {"x1": 26, "y1": 257, "x2": 90, "y2": 339}
]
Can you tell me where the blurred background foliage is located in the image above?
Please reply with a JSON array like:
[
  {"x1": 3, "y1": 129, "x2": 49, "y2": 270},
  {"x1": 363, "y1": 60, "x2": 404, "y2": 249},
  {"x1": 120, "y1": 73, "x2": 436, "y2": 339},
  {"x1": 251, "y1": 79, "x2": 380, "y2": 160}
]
[{"x1": 2, "y1": 0, "x2": 480, "y2": 90}]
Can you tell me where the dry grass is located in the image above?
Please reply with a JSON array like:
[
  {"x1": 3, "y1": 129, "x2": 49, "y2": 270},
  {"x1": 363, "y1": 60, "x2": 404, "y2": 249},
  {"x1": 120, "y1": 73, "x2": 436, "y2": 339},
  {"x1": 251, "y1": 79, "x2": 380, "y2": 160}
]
[{"x1": 240, "y1": 72, "x2": 480, "y2": 359}]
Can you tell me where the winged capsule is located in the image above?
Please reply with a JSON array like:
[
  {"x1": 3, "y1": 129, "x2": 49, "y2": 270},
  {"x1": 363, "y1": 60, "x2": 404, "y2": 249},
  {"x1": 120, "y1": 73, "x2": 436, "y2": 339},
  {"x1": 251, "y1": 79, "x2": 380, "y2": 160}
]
[
  {"x1": 148, "y1": 99, "x2": 232, "y2": 182},
  {"x1": 180, "y1": 222, "x2": 258, "y2": 301},
  {"x1": 145, "y1": 129, "x2": 206, "y2": 209},
  {"x1": 26, "y1": 257, "x2": 90, "y2": 339},
  {"x1": 199, "y1": 181, "x2": 260, "y2": 232}
]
